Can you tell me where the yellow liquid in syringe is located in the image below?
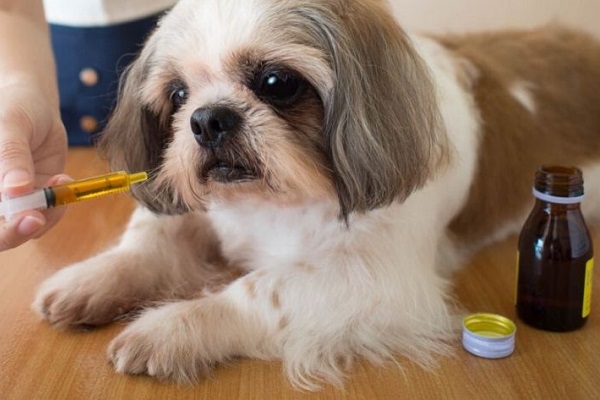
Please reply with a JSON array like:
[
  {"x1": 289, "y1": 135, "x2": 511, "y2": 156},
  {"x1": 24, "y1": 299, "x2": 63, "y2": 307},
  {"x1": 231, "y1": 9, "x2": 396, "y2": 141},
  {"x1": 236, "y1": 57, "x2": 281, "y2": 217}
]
[{"x1": 49, "y1": 172, "x2": 148, "y2": 206}]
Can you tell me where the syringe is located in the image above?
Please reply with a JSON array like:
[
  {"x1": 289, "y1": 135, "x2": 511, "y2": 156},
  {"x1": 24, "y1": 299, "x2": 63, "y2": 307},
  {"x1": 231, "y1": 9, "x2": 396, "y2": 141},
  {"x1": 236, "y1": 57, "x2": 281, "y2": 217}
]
[{"x1": 0, "y1": 171, "x2": 148, "y2": 219}]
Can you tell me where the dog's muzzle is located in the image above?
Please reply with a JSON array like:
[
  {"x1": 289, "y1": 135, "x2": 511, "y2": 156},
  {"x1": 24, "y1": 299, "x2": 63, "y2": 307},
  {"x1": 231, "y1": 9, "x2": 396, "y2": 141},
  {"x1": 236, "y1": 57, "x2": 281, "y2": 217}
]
[{"x1": 191, "y1": 106, "x2": 257, "y2": 183}]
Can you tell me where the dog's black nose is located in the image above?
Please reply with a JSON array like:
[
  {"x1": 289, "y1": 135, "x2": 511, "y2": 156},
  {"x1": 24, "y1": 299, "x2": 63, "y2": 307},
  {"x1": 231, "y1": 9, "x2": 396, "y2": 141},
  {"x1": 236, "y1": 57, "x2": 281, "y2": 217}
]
[{"x1": 190, "y1": 106, "x2": 241, "y2": 148}]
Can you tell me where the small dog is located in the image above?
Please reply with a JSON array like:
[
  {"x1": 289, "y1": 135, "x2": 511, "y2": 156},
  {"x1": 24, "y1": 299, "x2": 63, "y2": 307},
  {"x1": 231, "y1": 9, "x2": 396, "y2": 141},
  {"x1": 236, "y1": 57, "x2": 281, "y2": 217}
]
[{"x1": 34, "y1": 0, "x2": 600, "y2": 389}]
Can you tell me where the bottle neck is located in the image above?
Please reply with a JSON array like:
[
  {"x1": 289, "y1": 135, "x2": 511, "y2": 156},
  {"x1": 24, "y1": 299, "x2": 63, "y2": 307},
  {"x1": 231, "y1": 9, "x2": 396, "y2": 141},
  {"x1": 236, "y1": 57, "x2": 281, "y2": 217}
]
[{"x1": 532, "y1": 188, "x2": 584, "y2": 205}]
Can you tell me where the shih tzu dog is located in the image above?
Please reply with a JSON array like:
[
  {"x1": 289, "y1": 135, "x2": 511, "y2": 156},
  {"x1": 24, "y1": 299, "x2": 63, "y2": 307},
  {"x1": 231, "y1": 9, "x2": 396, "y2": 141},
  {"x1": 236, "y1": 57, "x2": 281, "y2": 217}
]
[{"x1": 33, "y1": 0, "x2": 600, "y2": 389}]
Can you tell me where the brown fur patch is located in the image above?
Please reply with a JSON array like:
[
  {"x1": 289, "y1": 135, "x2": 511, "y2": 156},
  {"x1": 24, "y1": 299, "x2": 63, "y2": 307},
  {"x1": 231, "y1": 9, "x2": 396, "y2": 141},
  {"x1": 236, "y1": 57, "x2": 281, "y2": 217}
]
[
  {"x1": 295, "y1": 261, "x2": 316, "y2": 273},
  {"x1": 278, "y1": 315, "x2": 290, "y2": 330},
  {"x1": 453, "y1": 57, "x2": 481, "y2": 91},
  {"x1": 244, "y1": 278, "x2": 257, "y2": 299},
  {"x1": 439, "y1": 27, "x2": 600, "y2": 244},
  {"x1": 271, "y1": 289, "x2": 281, "y2": 309}
]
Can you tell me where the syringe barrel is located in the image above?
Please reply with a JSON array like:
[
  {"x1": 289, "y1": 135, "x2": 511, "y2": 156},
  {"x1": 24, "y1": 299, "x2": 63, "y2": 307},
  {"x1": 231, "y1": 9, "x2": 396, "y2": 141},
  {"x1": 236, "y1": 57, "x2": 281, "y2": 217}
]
[{"x1": 50, "y1": 171, "x2": 144, "y2": 206}]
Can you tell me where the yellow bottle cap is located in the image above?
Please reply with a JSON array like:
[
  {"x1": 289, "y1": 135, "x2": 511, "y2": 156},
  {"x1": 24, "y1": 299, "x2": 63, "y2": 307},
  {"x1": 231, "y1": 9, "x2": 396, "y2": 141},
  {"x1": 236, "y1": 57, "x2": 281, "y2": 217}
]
[{"x1": 462, "y1": 313, "x2": 516, "y2": 359}]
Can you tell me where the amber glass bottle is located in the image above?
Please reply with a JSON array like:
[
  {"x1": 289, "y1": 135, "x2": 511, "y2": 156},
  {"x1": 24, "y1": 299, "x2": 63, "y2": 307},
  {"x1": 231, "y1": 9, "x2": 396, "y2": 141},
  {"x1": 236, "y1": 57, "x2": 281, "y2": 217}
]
[{"x1": 516, "y1": 165, "x2": 594, "y2": 332}]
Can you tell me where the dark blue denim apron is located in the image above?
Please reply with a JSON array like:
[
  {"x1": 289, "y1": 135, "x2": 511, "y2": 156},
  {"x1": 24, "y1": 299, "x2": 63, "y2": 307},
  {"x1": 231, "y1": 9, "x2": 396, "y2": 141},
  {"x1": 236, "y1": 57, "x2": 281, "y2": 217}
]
[{"x1": 49, "y1": 13, "x2": 162, "y2": 146}]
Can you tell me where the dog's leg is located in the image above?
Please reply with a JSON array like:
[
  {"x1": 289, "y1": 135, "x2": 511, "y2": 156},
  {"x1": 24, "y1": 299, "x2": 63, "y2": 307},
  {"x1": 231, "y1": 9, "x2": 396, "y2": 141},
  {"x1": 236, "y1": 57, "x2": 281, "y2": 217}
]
[
  {"x1": 107, "y1": 248, "x2": 456, "y2": 388},
  {"x1": 32, "y1": 207, "x2": 232, "y2": 329},
  {"x1": 107, "y1": 288, "x2": 267, "y2": 384}
]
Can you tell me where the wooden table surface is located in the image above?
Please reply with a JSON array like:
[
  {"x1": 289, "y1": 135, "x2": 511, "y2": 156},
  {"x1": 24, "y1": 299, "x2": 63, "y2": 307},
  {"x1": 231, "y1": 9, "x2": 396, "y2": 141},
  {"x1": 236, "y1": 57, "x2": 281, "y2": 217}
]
[{"x1": 0, "y1": 148, "x2": 598, "y2": 400}]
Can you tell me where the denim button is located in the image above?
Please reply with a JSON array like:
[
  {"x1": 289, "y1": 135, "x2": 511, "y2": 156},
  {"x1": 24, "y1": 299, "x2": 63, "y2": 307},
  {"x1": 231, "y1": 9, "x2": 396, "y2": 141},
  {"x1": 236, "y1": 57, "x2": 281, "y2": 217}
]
[
  {"x1": 80, "y1": 116, "x2": 99, "y2": 133},
  {"x1": 79, "y1": 68, "x2": 99, "y2": 87}
]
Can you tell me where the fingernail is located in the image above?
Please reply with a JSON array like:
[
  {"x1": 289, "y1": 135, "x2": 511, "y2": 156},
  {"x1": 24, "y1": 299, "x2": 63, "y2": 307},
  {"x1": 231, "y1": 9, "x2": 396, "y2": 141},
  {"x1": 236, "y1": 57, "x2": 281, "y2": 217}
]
[
  {"x1": 3, "y1": 169, "x2": 31, "y2": 189},
  {"x1": 54, "y1": 175, "x2": 74, "y2": 185},
  {"x1": 17, "y1": 215, "x2": 46, "y2": 236}
]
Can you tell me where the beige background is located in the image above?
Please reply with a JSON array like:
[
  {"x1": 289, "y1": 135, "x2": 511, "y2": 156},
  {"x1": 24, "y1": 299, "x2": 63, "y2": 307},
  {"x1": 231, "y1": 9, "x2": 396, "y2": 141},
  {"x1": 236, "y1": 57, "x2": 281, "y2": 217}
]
[{"x1": 389, "y1": 0, "x2": 600, "y2": 37}]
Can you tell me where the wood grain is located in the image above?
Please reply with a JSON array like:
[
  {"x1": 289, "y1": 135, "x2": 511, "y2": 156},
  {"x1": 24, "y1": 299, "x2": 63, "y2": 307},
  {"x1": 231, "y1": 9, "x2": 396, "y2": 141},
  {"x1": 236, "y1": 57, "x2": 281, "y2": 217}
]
[{"x1": 1, "y1": 148, "x2": 598, "y2": 400}]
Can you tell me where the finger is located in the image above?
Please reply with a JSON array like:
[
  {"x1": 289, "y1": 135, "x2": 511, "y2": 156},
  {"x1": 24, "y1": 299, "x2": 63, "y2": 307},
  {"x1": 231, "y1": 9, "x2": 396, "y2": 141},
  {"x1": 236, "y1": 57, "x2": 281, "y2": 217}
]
[
  {"x1": 45, "y1": 173, "x2": 74, "y2": 187},
  {"x1": 0, "y1": 210, "x2": 46, "y2": 251},
  {"x1": 31, "y1": 207, "x2": 66, "y2": 239},
  {"x1": 0, "y1": 174, "x2": 74, "y2": 251}
]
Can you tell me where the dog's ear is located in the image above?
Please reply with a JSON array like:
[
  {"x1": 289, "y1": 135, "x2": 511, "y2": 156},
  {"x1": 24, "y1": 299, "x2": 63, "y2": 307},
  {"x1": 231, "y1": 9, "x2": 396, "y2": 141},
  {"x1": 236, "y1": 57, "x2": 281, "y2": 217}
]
[
  {"x1": 98, "y1": 43, "x2": 166, "y2": 175},
  {"x1": 317, "y1": 2, "x2": 447, "y2": 217},
  {"x1": 97, "y1": 38, "x2": 184, "y2": 214}
]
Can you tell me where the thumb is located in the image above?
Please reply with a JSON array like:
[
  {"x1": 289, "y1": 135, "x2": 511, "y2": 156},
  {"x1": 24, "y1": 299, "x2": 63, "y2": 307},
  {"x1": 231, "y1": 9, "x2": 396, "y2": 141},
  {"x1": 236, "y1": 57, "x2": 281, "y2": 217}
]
[{"x1": 0, "y1": 126, "x2": 36, "y2": 199}]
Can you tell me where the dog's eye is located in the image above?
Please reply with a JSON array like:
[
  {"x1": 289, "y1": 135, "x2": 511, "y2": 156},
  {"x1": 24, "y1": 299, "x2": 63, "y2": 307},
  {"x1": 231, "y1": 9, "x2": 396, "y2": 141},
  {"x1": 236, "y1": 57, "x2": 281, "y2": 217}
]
[
  {"x1": 168, "y1": 82, "x2": 189, "y2": 113},
  {"x1": 254, "y1": 68, "x2": 305, "y2": 107}
]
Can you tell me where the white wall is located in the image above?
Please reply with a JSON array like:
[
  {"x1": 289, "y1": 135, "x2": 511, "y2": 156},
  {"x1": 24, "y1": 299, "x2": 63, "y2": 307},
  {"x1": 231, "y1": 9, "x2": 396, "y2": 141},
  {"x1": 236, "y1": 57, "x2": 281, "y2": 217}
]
[{"x1": 388, "y1": 0, "x2": 600, "y2": 38}]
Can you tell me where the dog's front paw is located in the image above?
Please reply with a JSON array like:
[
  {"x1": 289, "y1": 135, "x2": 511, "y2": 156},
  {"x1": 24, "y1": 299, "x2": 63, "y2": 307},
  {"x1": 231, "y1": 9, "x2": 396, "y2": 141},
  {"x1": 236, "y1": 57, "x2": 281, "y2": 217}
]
[
  {"x1": 32, "y1": 254, "x2": 141, "y2": 329},
  {"x1": 108, "y1": 303, "x2": 212, "y2": 383}
]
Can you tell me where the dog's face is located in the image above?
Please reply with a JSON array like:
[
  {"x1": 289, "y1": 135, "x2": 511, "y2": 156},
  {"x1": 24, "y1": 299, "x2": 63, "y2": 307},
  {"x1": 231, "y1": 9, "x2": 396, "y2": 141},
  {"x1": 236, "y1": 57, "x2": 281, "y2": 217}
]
[{"x1": 101, "y1": 0, "x2": 446, "y2": 217}]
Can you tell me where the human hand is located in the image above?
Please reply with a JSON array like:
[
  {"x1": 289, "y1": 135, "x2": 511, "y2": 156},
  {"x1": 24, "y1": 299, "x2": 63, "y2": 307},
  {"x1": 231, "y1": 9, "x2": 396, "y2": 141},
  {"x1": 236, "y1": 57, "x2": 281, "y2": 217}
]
[{"x1": 0, "y1": 76, "x2": 70, "y2": 251}]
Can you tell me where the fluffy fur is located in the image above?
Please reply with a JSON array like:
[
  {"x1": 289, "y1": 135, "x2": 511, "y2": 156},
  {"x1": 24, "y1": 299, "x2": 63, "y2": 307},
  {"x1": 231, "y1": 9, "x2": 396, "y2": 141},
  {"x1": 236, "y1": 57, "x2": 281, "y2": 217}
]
[{"x1": 33, "y1": 0, "x2": 600, "y2": 389}]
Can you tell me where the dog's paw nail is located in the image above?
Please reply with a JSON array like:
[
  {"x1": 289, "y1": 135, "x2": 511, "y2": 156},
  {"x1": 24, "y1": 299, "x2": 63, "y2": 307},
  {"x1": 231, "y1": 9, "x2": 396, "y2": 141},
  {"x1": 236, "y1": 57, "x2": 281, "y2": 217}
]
[
  {"x1": 76, "y1": 323, "x2": 97, "y2": 332},
  {"x1": 40, "y1": 306, "x2": 50, "y2": 317}
]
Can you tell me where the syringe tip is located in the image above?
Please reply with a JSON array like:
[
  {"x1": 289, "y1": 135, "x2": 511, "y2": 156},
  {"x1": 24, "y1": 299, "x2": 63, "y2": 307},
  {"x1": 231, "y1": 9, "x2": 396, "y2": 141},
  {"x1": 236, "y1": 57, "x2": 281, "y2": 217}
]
[{"x1": 129, "y1": 172, "x2": 148, "y2": 185}]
